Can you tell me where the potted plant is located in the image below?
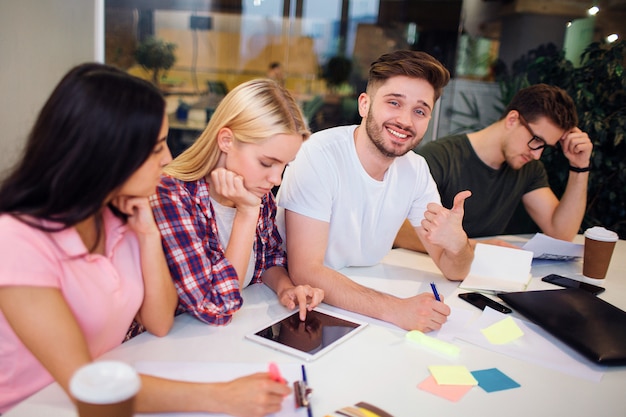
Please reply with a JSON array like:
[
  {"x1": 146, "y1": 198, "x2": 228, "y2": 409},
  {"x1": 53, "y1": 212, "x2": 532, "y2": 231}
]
[
  {"x1": 321, "y1": 55, "x2": 353, "y2": 95},
  {"x1": 134, "y1": 37, "x2": 177, "y2": 86}
]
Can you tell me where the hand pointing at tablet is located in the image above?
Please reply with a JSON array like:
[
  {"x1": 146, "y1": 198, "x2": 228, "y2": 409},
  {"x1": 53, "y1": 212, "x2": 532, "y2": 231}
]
[{"x1": 276, "y1": 284, "x2": 324, "y2": 321}]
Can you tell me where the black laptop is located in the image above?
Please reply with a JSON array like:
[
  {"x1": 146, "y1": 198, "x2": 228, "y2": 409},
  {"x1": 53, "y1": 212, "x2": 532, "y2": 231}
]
[{"x1": 498, "y1": 288, "x2": 626, "y2": 366}]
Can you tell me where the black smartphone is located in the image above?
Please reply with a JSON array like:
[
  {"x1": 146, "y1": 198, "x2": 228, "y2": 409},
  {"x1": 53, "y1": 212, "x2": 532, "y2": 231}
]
[
  {"x1": 458, "y1": 292, "x2": 512, "y2": 314},
  {"x1": 541, "y1": 274, "x2": 605, "y2": 295}
]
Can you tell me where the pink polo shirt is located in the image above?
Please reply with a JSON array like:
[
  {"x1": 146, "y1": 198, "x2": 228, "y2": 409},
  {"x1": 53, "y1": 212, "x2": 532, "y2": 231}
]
[{"x1": 0, "y1": 209, "x2": 144, "y2": 413}]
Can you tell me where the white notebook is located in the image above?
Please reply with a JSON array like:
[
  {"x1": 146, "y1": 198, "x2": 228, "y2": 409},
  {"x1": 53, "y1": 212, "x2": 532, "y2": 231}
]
[{"x1": 459, "y1": 243, "x2": 533, "y2": 293}]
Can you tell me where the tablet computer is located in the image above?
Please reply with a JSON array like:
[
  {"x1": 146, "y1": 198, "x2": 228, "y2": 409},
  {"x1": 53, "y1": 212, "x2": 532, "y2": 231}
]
[{"x1": 245, "y1": 307, "x2": 368, "y2": 361}]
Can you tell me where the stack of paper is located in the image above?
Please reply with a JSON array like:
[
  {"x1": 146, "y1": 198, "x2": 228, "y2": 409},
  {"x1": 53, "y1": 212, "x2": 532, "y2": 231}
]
[{"x1": 521, "y1": 233, "x2": 583, "y2": 260}]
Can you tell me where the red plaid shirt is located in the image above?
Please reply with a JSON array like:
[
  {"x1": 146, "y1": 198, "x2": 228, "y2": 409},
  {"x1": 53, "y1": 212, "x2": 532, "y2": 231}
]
[{"x1": 150, "y1": 175, "x2": 287, "y2": 325}]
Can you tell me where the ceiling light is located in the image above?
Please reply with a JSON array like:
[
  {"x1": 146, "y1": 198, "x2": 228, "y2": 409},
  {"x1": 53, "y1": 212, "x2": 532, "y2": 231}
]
[{"x1": 587, "y1": 6, "x2": 599, "y2": 16}]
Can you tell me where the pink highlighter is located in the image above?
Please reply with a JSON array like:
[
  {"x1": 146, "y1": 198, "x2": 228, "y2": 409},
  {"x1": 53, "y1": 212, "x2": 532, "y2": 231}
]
[{"x1": 268, "y1": 362, "x2": 286, "y2": 384}]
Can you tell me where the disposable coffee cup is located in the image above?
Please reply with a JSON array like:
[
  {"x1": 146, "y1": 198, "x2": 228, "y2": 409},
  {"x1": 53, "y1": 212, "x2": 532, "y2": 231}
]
[
  {"x1": 69, "y1": 361, "x2": 141, "y2": 417},
  {"x1": 583, "y1": 226, "x2": 619, "y2": 279}
]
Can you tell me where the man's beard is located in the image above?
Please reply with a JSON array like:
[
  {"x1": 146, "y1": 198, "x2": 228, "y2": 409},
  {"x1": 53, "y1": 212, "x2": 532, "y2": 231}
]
[{"x1": 365, "y1": 108, "x2": 419, "y2": 158}]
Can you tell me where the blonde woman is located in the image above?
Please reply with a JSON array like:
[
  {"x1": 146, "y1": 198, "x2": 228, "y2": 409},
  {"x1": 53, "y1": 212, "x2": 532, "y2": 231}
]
[{"x1": 150, "y1": 79, "x2": 324, "y2": 326}]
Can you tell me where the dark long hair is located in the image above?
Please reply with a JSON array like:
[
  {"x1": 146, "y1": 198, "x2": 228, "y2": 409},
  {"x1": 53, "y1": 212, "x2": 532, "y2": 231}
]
[{"x1": 0, "y1": 63, "x2": 165, "y2": 231}]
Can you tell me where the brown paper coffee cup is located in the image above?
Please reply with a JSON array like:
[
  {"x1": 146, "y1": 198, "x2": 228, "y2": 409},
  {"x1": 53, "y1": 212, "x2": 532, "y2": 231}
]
[
  {"x1": 70, "y1": 361, "x2": 140, "y2": 417},
  {"x1": 75, "y1": 396, "x2": 135, "y2": 417},
  {"x1": 583, "y1": 227, "x2": 618, "y2": 279}
]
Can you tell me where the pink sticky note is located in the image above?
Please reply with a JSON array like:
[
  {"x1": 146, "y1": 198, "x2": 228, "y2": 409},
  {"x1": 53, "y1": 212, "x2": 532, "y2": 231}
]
[{"x1": 418, "y1": 375, "x2": 473, "y2": 402}]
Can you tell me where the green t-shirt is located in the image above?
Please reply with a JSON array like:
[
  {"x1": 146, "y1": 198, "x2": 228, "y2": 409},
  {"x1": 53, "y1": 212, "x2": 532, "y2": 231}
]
[{"x1": 417, "y1": 134, "x2": 549, "y2": 237}]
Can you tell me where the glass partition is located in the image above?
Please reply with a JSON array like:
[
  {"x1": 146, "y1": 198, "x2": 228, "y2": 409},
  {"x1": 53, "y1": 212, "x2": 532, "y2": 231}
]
[{"x1": 105, "y1": 0, "x2": 623, "y2": 137}]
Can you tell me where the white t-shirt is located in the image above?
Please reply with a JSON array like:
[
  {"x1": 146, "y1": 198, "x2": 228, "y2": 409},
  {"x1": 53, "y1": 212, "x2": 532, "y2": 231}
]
[
  {"x1": 210, "y1": 196, "x2": 256, "y2": 287},
  {"x1": 277, "y1": 125, "x2": 440, "y2": 270}
]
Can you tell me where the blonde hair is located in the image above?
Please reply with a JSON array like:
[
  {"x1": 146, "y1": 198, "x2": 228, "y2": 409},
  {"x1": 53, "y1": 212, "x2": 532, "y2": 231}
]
[{"x1": 165, "y1": 79, "x2": 310, "y2": 181}]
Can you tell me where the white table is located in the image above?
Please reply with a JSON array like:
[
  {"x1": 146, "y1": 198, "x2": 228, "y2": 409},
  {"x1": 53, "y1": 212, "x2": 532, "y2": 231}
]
[{"x1": 6, "y1": 236, "x2": 626, "y2": 417}]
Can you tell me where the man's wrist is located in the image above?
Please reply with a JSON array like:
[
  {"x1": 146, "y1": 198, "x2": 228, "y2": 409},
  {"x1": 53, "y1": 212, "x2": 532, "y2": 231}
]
[{"x1": 569, "y1": 165, "x2": 591, "y2": 173}]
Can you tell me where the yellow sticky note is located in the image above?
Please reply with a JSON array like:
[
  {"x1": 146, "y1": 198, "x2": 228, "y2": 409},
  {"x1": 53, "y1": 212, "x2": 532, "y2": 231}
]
[
  {"x1": 406, "y1": 330, "x2": 460, "y2": 357},
  {"x1": 354, "y1": 407, "x2": 380, "y2": 417},
  {"x1": 335, "y1": 406, "x2": 373, "y2": 417},
  {"x1": 428, "y1": 365, "x2": 478, "y2": 386},
  {"x1": 481, "y1": 316, "x2": 524, "y2": 344}
]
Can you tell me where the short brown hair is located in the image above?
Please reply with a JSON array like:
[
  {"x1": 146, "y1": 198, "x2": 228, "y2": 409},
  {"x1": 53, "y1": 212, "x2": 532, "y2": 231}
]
[
  {"x1": 504, "y1": 84, "x2": 578, "y2": 130},
  {"x1": 367, "y1": 50, "x2": 450, "y2": 101}
]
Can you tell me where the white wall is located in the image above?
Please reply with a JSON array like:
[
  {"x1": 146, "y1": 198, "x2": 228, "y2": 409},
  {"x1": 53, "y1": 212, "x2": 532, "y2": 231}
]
[
  {"x1": 0, "y1": 0, "x2": 99, "y2": 175},
  {"x1": 498, "y1": 13, "x2": 571, "y2": 69},
  {"x1": 564, "y1": 16, "x2": 596, "y2": 66}
]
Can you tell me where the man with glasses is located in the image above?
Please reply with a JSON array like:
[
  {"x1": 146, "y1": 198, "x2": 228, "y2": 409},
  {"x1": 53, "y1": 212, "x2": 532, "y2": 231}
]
[{"x1": 394, "y1": 83, "x2": 592, "y2": 251}]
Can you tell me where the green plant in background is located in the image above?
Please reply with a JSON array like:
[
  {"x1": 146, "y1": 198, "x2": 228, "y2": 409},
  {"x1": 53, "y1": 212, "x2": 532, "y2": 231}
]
[
  {"x1": 455, "y1": 33, "x2": 497, "y2": 80},
  {"x1": 496, "y1": 40, "x2": 626, "y2": 238},
  {"x1": 134, "y1": 37, "x2": 177, "y2": 85},
  {"x1": 447, "y1": 91, "x2": 484, "y2": 135},
  {"x1": 322, "y1": 55, "x2": 353, "y2": 94}
]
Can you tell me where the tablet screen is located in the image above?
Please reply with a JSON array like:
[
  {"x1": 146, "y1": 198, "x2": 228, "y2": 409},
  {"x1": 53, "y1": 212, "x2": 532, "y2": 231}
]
[{"x1": 246, "y1": 308, "x2": 367, "y2": 361}]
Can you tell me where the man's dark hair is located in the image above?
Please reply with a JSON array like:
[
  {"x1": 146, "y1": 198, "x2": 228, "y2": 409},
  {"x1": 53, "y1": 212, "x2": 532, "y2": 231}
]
[
  {"x1": 504, "y1": 83, "x2": 578, "y2": 129},
  {"x1": 367, "y1": 50, "x2": 450, "y2": 101}
]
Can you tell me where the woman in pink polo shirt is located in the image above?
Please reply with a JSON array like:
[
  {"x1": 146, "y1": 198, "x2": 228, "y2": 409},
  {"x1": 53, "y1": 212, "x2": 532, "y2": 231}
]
[{"x1": 0, "y1": 63, "x2": 290, "y2": 416}]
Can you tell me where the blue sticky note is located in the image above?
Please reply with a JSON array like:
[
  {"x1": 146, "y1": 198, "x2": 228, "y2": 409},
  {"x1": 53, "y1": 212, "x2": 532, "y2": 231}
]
[{"x1": 471, "y1": 368, "x2": 520, "y2": 393}]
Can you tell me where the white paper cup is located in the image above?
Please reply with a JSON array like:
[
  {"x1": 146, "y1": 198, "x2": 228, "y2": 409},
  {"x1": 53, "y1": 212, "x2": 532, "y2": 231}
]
[{"x1": 69, "y1": 361, "x2": 140, "y2": 417}]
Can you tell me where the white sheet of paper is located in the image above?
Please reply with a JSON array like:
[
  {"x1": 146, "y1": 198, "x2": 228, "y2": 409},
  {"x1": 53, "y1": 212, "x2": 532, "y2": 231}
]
[
  {"x1": 429, "y1": 306, "x2": 476, "y2": 342},
  {"x1": 522, "y1": 233, "x2": 584, "y2": 260},
  {"x1": 454, "y1": 308, "x2": 604, "y2": 382},
  {"x1": 134, "y1": 362, "x2": 308, "y2": 417},
  {"x1": 459, "y1": 244, "x2": 533, "y2": 293}
]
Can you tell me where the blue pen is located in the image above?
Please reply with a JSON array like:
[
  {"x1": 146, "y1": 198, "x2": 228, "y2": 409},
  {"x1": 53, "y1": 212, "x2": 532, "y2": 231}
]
[
  {"x1": 430, "y1": 282, "x2": 441, "y2": 301},
  {"x1": 301, "y1": 364, "x2": 308, "y2": 383},
  {"x1": 300, "y1": 365, "x2": 313, "y2": 417}
]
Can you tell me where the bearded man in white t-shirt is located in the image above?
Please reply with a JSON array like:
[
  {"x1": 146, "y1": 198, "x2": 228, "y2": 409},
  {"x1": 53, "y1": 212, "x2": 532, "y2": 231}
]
[{"x1": 277, "y1": 50, "x2": 474, "y2": 332}]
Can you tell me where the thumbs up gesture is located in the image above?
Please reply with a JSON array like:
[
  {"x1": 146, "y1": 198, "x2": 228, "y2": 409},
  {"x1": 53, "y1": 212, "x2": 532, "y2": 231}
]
[{"x1": 418, "y1": 190, "x2": 471, "y2": 254}]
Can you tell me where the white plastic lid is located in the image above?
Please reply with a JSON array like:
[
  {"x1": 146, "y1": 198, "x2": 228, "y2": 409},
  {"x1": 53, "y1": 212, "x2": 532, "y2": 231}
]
[
  {"x1": 69, "y1": 361, "x2": 141, "y2": 404},
  {"x1": 584, "y1": 226, "x2": 618, "y2": 242}
]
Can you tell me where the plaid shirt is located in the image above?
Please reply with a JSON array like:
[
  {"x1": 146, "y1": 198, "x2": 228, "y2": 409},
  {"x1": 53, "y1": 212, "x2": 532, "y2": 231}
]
[{"x1": 150, "y1": 175, "x2": 287, "y2": 325}]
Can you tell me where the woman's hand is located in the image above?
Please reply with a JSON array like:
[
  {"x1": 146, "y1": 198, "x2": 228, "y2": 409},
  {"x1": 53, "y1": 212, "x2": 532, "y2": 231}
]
[
  {"x1": 210, "y1": 167, "x2": 261, "y2": 213},
  {"x1": 215, "y1": 373, "x2": 290, "y2": 417},
  {"x1": 110, "y1": 196, "x2": 159, "y2": 236},
  {"x1": 278, "y1": 285, "x2": 325, "y2": 321}
]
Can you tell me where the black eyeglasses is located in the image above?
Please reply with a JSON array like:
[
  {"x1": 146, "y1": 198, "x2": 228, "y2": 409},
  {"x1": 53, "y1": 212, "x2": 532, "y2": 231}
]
[{"x1": 518, "y1": 115, "x2": 550, "y2": 151}]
